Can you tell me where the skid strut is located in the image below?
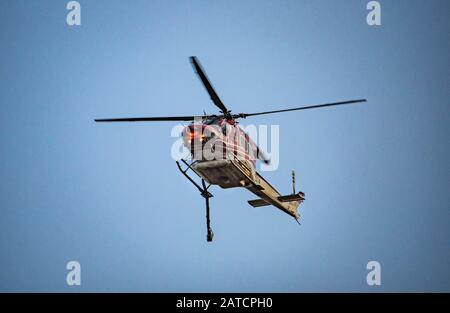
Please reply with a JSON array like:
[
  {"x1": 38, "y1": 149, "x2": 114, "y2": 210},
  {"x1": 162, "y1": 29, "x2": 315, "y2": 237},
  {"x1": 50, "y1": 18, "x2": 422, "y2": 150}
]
[{"x1": 176, "y1": 160, "x2": 214, "y2": 242}]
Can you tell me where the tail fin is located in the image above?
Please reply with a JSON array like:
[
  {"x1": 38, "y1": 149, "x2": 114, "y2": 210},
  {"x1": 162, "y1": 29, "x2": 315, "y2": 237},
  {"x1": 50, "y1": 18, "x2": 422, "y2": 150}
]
[{"x1": 292, "y1": 170, "x2": 296, "y2": 194}]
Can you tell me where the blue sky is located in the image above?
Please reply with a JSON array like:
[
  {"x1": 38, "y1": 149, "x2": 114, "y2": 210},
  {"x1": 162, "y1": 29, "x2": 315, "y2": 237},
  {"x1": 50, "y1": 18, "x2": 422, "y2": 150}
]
[{"x1": 0, "y1": 0, "x2": 449, "y2": 292}]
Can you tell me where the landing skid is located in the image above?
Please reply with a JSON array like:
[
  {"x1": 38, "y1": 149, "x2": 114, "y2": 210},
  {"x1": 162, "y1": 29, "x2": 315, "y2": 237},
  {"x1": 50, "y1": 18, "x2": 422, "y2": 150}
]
[{"x1": 176, "y1": 159, "x2": 214, "y2": 242}]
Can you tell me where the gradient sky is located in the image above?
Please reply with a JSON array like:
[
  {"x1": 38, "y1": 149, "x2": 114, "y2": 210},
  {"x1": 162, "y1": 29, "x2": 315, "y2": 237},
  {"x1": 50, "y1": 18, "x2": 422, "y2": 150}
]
[{"x1": 0, "y1": 0, "x2": 449, "y2": 292}]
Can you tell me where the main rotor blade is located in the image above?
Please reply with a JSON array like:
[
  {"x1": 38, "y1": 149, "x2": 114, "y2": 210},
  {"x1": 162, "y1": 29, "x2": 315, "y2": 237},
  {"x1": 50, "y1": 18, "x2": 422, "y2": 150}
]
[
  {"x1": 95, "y1": 115, "x2": 205, "y2": 122},
  {"x1": 256, "y1": 145, "x2": 270, "y2": 165},
  {"x1": 234, "y1": 99, "x2": 367, "y2": 119},
  {"x1": 190, "y1": 56, "x2": 229, "y2": 115}
]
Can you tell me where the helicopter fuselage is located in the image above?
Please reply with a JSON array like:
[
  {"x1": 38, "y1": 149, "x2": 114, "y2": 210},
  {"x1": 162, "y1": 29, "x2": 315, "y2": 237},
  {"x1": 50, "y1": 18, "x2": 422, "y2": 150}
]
[
  {"x1": 182, "y1": 118, "x2": 257, "y2": 186},
  {"x1": 181, "y1": 118, "x2": 304, "y2": 220}
]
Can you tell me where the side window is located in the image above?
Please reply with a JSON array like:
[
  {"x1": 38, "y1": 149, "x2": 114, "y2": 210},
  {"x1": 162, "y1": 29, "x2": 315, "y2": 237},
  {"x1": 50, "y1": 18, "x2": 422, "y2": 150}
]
[
  {"x1": 222, "y1": 125, "x2": 228, "y2": 135},
  {"x1": 244, "y1": 134, "x2": 250, "y2": 156},
  {"x1": 246, "y1": 137, "x2": 249, "y2": 154}
]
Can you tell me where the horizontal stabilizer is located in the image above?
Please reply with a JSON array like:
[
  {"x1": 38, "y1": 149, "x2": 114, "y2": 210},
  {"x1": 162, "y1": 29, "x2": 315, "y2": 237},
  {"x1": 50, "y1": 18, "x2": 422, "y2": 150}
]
[
  {"x1": 278, "y1": 192, "x2": 305, "y2": 203},
  {"x1": 248, "y1": 199, "x2": 270, "y2": 207}
]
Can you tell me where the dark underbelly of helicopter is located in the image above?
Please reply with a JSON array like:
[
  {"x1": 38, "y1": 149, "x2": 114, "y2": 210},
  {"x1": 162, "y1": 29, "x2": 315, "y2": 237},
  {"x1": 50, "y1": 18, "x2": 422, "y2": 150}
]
[{"x1": 191, "y1": 159, "x2": 255, "y2": 189}]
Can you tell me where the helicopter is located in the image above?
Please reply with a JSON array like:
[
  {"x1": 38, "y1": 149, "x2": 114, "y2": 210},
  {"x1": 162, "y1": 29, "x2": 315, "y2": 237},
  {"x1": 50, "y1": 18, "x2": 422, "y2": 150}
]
[{"x1": 95, "y1": 56, "x2": 366, "y2": 242}]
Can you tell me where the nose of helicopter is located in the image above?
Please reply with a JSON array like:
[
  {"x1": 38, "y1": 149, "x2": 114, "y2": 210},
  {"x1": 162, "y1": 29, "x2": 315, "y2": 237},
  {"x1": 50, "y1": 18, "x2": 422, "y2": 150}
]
[
  {"x1": 183, "y1": 124, "x2": 206, "y2": 144},
  {"x1": 183, "y1": 124, "x2": 221, "y2": 144}
]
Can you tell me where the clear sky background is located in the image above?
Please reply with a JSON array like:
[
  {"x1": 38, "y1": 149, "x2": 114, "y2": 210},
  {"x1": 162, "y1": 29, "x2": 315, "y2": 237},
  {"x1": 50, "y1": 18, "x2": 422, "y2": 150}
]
[{"x1": 0, "y1": 0, "x2": 449, "y2": 292}]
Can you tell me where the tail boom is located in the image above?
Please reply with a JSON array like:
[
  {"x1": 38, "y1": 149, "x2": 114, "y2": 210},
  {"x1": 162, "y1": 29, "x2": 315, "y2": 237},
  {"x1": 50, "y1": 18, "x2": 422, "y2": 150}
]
[{"x1": 246, "y1": 172, "x2": 305, "y2": 221}]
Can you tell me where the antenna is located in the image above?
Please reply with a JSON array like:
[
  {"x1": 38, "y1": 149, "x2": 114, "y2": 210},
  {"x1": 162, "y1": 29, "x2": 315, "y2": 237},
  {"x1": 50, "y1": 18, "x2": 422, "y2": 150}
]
[{"x1": 292, "y1": 170, "x2": 296, "y2": 194}]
